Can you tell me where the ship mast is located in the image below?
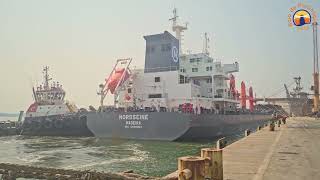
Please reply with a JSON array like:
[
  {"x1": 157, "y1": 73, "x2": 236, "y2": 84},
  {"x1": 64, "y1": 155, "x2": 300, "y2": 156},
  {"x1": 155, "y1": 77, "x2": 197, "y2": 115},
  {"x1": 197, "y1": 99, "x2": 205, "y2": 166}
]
[
  {"x1": 312, "y1": 22, "x2": 319, "y2": 113},
  {"x1": 169, "y1": 8, "x2": 188, "y2": 54},
  {"x1": 43, "y1": 66, "x2": 52, "y2": 90},
  {"x1": 203, "y1": 32, "x2": 210, "y2": 55}
]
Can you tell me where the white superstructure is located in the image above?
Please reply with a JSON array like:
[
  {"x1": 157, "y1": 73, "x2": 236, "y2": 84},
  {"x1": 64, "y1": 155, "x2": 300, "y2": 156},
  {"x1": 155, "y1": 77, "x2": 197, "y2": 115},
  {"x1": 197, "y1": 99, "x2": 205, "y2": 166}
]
[{"x1": 100, "y1": 9, "x2": 241, "y2": 114}]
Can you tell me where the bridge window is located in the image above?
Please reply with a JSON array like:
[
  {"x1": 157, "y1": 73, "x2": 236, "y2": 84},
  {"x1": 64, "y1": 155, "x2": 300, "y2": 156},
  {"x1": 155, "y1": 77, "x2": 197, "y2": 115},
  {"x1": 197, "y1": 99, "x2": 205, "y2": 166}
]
[
  {"x1": 148, "y1": 94, "x2": 162, "y2": 98},
  {"x1": 192, "y1": 68, "x2": 198, "y2": 72},
  {"x1": 155, "y1": 77, "x2": 160, "y2": 82}
]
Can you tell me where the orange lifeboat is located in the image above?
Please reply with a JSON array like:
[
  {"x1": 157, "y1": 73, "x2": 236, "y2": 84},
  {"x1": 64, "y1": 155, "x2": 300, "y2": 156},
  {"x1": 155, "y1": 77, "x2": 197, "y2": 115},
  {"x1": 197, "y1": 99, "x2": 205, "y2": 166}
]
[{"x1": 106, "y1": 68, "x2": 129, "y2": 94}]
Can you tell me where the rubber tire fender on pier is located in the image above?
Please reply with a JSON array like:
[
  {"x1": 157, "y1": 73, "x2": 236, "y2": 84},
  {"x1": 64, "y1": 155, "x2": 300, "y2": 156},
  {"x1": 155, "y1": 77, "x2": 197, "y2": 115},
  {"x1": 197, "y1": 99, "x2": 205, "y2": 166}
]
[{"x1": 54, "y1": 120, "x2": 63, "y2": 129}]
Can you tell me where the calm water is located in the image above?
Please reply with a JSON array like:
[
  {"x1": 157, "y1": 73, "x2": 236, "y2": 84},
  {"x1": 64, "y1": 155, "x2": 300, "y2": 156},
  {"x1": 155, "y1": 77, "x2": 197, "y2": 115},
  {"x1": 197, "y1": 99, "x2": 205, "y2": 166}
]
[{"x1": 0, "y1": 116, "x2": 243, "y2": 177}]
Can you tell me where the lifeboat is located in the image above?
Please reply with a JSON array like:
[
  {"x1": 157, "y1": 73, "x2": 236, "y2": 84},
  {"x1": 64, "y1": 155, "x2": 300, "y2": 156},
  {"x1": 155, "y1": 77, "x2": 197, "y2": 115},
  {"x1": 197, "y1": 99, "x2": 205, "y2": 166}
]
[{"x1": 106, "y1": 68, "x2": 129, "y2": 94}]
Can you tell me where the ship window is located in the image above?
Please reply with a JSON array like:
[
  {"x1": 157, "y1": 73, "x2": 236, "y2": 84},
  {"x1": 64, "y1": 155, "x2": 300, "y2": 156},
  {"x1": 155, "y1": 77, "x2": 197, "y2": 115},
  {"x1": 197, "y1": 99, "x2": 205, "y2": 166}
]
[
  {"x1": 206, "y1": 79, "x2": 212, "y2": 83},
  {"x1": 127, "y1": 88, "x2": 132, "y2": 93},
  {"x1": 206, "y1": 66, "x2": 212, "y2": 71},
  {"x1": 148, "y1": 94, "x2": 162, "y2": 98},
  {"x1": 155, "y1": 77, "x2": 160, "y2": 82},
  {"x1": 179, "y1": 75, "x2": 185, "y2": 84},
  {"x1": 192, "y1": 68, "x2": 198, "y2": 72},
  {"x1": 180, "y1": 68, "x2": 185, "y2": 73},
  {"x1": 190, "y1": 58, "x2": 201, "y2": 63}
]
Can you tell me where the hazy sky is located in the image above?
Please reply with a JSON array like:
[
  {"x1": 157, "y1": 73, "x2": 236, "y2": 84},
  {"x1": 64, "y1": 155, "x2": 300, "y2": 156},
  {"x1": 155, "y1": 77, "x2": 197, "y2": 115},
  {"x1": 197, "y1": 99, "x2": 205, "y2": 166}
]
[{"x1": 0, "y1": 0, "x2": 319, "y2": 113}]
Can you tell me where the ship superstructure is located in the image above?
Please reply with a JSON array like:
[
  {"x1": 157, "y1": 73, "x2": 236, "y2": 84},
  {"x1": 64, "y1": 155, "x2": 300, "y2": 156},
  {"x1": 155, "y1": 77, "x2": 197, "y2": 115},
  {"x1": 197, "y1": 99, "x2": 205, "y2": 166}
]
[
  {"x1": 100, "y1": 10, "x2": 240, "y2": 115},
  {"x1": 26, "y1": 66, "x2": 77, "y2": 118}
]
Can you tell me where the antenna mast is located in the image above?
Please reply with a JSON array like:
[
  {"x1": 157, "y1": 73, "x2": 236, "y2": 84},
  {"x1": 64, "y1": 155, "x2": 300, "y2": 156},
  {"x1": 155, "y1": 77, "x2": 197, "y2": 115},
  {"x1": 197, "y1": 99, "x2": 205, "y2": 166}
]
[
  {"x1": 43, "y1": 66, "x2": 52, "y2": 90},
  {"x1": 312, "y1": 22, "x2": 319, "y2": 113},
  {"x1": 169, "y1": 8, "x2": 188, "y2": 54},
  {"x1": 203, "y1": 32, "x2": 210, "y2": 55}
]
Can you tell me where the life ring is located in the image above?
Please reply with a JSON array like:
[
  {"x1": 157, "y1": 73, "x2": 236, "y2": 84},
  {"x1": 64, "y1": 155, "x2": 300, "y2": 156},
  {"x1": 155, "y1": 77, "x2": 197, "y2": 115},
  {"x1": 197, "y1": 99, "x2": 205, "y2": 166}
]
[{"x1": 54, "y1": 120, "x2": 63, "y2": 129}]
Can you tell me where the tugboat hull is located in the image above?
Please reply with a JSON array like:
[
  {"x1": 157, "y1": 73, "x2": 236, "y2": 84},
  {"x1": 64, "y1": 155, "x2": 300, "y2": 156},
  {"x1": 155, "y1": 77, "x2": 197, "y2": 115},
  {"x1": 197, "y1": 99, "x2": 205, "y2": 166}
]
[{"x1": 21, "y1": 114, "x2": 94, "y2": 137}]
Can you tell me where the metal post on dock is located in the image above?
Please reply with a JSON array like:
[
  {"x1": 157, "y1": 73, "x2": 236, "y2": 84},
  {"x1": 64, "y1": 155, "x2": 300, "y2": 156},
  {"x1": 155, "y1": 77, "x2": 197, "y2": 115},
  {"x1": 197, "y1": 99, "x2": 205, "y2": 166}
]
[
  {"x1": 245, "y1": 129, "x2": 251, "y2": 136},
  {"x1": 269, "y1": 122, "x2": 275, "y2": 131},
  {"x1": 257, "y1": 126, "x2": 262, "y2": 131},
  {"x1": 216, "y1": 137, "x2": 226, "y2": 149},
  {"x1": 178, "y1": 156, "x2": 205, "y2": 180},
  {"x1": 278, "y1": 120, "x2": 281, "y2": 127},
  {"x1": 201, "y1": 148, "x2": 223, "y2": 180}
]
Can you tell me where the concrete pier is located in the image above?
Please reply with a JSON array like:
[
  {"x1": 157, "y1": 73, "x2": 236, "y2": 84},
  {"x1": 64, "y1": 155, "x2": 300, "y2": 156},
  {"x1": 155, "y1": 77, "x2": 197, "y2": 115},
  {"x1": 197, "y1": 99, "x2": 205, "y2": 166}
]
[{"x1": 224, "y1": 117, "x2": 320, "y2": 180}]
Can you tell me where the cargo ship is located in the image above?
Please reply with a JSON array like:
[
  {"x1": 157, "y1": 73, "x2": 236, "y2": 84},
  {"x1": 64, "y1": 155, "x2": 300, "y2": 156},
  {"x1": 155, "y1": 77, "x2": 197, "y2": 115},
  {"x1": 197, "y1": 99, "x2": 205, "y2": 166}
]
[{"x1": 21, "y1": 9, "x2": 274, "y2": 140}]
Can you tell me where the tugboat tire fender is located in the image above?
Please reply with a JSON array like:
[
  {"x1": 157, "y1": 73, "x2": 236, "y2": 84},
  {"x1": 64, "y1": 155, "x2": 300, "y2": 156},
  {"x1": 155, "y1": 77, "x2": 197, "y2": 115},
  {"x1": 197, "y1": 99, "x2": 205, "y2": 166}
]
[
  {"x1": 43, "y1": 119, "x2": 52, "y2": 129},
  {"x1": 54, "y1": 120, "x2": 63, "y2": 129}
]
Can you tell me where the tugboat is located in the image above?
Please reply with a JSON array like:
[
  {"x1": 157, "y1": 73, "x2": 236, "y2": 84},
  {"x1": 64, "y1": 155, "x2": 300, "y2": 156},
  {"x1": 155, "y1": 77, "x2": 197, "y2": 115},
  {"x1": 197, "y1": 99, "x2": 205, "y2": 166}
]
[{"x1": 20, "y1": 66, "x2": 93, "y2": 136}]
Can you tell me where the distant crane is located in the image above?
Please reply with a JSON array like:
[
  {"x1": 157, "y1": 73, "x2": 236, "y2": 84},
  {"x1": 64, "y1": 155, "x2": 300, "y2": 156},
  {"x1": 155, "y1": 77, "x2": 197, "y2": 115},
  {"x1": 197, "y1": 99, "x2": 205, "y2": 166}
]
[{"x1": 284, "y1": 84, "x2": 290, "y2": 98}]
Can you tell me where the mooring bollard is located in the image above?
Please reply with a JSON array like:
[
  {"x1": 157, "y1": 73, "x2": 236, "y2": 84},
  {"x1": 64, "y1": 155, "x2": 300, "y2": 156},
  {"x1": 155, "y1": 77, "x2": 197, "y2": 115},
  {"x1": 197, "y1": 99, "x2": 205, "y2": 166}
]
[
  {"x1": 269, "y1": 122, "x2": 275, "y2": 131},
  {"x1": 282, "y1": 118, "x2": 287, "y2": 124},
  {"x1": 257, "y1": 126, "x2": 262, "y2": 131},
  {"x1": 178, "y1": 156, "x2": 205, "y2": 180},
  {"x1": 278, "y1": 120, "x2": 281, "y2": 127},
  {"x1": 245, "y1": 129, "x2": 251, "y2": 136},
  {"x1": 216, "y1": 137, "x2": 227, "y2": 149},
  {"x1": 201, "y1": 148, "x2": 223, "y2": 180}
]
